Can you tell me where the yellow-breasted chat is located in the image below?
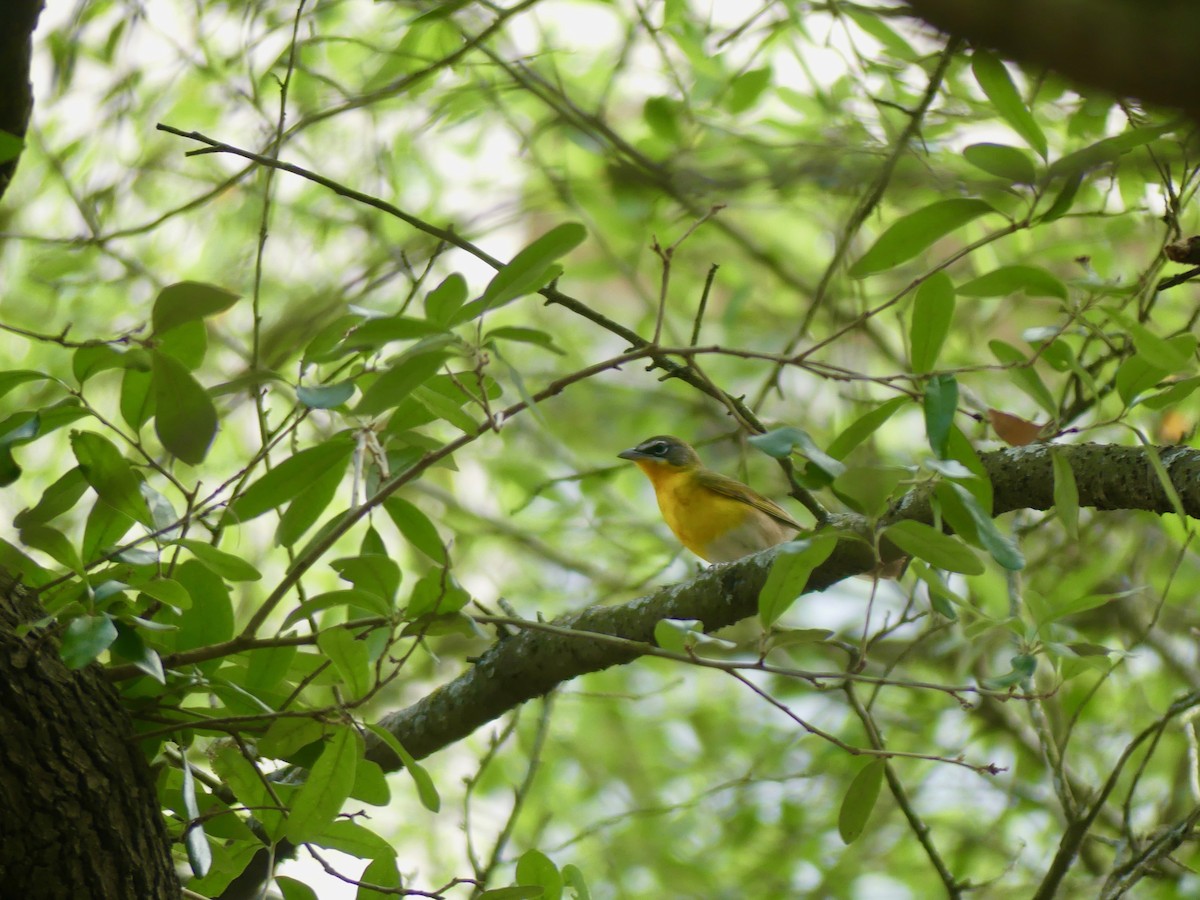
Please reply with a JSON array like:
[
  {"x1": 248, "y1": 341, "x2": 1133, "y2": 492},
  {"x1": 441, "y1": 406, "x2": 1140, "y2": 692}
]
[{"x1": 619, "y1": 435, "x2": 804, "y2": 563}]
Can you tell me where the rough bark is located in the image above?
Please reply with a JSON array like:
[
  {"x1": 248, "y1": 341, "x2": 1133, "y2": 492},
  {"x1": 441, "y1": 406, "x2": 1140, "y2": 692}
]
[{"x1": 0, "y1": 571, "x2": 181, "y2": 899}]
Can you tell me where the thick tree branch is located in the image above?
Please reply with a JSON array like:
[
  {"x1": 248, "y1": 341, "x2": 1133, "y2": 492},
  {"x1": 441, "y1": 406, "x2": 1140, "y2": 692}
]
[
  {"x1": 0, "y1": 0, "x2": 43, "y2": 199},
  {"x1": 366, "y1": 442, "x2": 1200, "y2": 769},
  {"x1": 901, "y1": 0, "x2": 1200, "y2": 121}
]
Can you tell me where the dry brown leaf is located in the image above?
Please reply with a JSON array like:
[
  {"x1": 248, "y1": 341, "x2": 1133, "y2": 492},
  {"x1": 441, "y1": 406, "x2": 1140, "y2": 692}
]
[{"x1": 988, "y1": 408, "x2": 1043, "y2": 446}]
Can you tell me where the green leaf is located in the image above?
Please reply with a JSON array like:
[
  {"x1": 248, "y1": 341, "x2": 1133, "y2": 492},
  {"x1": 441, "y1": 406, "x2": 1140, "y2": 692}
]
[
  {"x1": 332, "y1": 554, "x2": 401, "y2": 603},
  {"x1": 175, "y1": 539, "x2": 262, "y2": 581},
  {"x1": 383, "y1": 496, "x2": 447, "y2": 563},
  {"x1": 156, "y1": 318, "x2": 208, "y2": 370},
  {"x1": 312, "y1": 819, "x2": 397, "y2": 861},
  {"x1": 749, "y1": 426, "x2": 845, "y2": 478},
  {"x1": 0, "y1": 446, "x2": 20, "y2": 487},
  {"x1": 337, "y1": 316, "x2": 447, "y2": 355},
  {"x1": 989, "y1": 340, "x2": 1057, "y2": 415},
  {"x1": 259, "y1": 717, "x2": 325, "y2": 760},
  {"x1": 849, "y1": 199, "x2": 994, "y2": 278},
  {"x1": 562, "y1": 865, "x2": 591, "y2": 900},
  {"x1": 485, "y1": 326, "x2": 565, "y2": 356},
  {"x1": 908, "y1": 560, "x2": 965, "y2": 619},
  {"x1": 838, "y1": 759, "x2": 885, "y2": 844},
  {"x1": 726, "y1": 66, "x2": 771, "y2": 113},
  {"x1": 142, "y1": 482, "x2": 178, "y2": 532},
  {"x1": 882, "y1": 520, "x2": 984, "y2": 575},
  {"x1": 137, "y1": 577, "x2": 192, "y2": 610},
  {"x1": 424, "y1": 273, "x2": 468, "y2": 325},
  {"x1": 1051, "y1": 450, "x2": 1079, "y2": 540},
  {"x1": 285, "y1": 726, "x2": 360, "y2": 843},
  {"x1": 111, "y1": 622, "x2": 166, "y2": 683},
  {"x1": 1138, "y1": 376, "x2": 1200, "y2": 410},
  {"x1": 478, "y1": 889, "x2": 545, "y2": 900},
  {"x1": 909, "y1": 272, "x2": 955, "y2": 373},
  {"x1": 356, "y1": 349, "x2": 448, "y2": 417},
  {"x1": 297, "y1": 382, "x2": 355, "y2": 409},
  {"x1": 388, "y1": 371, "x2": 498, "y2": 432},
  {"x1": 981, "y1": 653, "x2": 1037, "y2": 690},
  {"x1": 365, "y1": 724, "x2": 441, "y2": 812},
  {"x1": 303, "y1": 313, "x2": 363, "y2": 365},
  {"x1": 1048, "y1": 124, "x2": 1173, "y2": 179},
  {"x1": 923, "y1": 373, "x2": 957, "y2": 457},
  {"x1": 643, "y1": 96, "x2": 683, "y2": 142},
  {"x1": 1040, "y1": 172, "x2": 1082, "y2": 223},
  {"x1": 653, "y1": 618, "x2": 735, "y2": 654},
  {"x1": 209, "y1": 368, "x2": 289, "y2": 399},
  {"x1": 229, "y1": 438, "x2": 355, "y2": 523},
  {"x1": 0, "y1": 538, "x2": 52, "y2": 585},
  {"x1": 1115, "y1": 353, "x2": 1169, "y2": 406},
  {"x1": 152, "y1": 281, "x2": 240, "y2": 335},
  {"x1": 244, "y1": 643, "x2": 296, "y2": 693},
  {"x1": 825, "y1": 397, "x2": 910, "y2": 461},
  {"x1": 277, "y1": 465, "x2": 346, "y2": 547},
  {"x1": 70, "y1": 430, "x2": 154, "y2": 527},
  {"x1": 350, "y1": 759, "x2": 391, "y2": 807},
  {"x1": 401, "y1": 611, "x2": 486, "y2": 639},
  {"x1": 962, "y1": 143, "x2": 1038, "y2": 184},
  {"x1": 120, "y1": 367, "x2": 155, "y2": 431},
  {"x1": 20, "y1": 523, "x2": 83, "y2": 573},
  {"x1": 276, "y1": 877, "x2": 319, "y2": 900},
  {"x1": 971, "y1": 51, "x2": 1047, "y2": 157},
  {"x1": 81, "y1": 500, "x2": 133, "y2": 563},
  {"x1": 0, "y1": 370, "x2": 50, "y2": 400},
  {"x1": 405, "y1": 569, "x2": 470, "y2": 618},
  {"x1": 958, "y1": 265, "x2": 1067, "y2": 300},
  {"x1": 211, "y1": 745, "x2": 270, "y2": 821},
  {"x1": 831, "y1": 465, "x2": 908, "y2": 519},
  {"x1": 1140, "y1": 439, "x2": 1187, "y2": 521},
  {"x1": 758, "y1": 535, "x2": 837, "y2": 627},
  {"x1": 516, "y1": 849, "x2": 563, "y2": 900},
  {"x1": 60, "y1": 614, "x2": 119, "y2": 668},
  {"x1": 843, "y1": 7, "x2": 916, "y2": 60},
  {"x1": 317, "y1": 628, "x2": 371, "y2": 700},
  {"x1": 948, "y1": 483, "x2": 1025, "y2": 570},
  {"x1": 357, "y1": 857, "x2": 404, "y2": 899},
  {"x1": 1107, "y1": 310, "x2": 1196, "y2": 374},
  {"x1": 0, "y1": 411, "x2": 41, "y2": 446},
  {"x1": 173, "y1": 560, "x2": 235, "y2": 658},
  {"x1": 73, "y1": 344, "x2": 141, "y2": 383},
  {"x1": 152, "y1": 350, "x2": 217, "y2": 465},
  {"x1": 16, "y1": 467, "x2": 88, "y2": 527},
  {"x1": 281, "y1": 589, "x2": 392, "y2": 629},
  {"x1": 0, "y1": 411, "x2": 45, "y2": 486},
  {"x1": 1033, "y1": 589, "x2": 1128, "y2": 627},
  {"x1": 411, "y1": 384, "x2": 479, "y2": 433},
  {"x1": 479, "y1": 222, "x2": 587, "y2": 311},
  {"x1": 763, "y1": 627, "x2": 835, "y2": 651},
  {"x1": 180, "y1": 755, "x2": 213, "y2": 878}
]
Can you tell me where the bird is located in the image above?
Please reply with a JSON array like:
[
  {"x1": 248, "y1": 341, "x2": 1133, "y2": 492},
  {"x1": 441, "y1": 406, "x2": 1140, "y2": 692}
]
[{"x1": 618, "y1": 435, "x2": 804, "y2": 563}]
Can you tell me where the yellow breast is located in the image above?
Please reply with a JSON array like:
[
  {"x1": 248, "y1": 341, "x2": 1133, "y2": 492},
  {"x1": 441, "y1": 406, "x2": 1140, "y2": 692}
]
[{"x1": 637, "y1": 464, "x2": 791, "y2": 562}]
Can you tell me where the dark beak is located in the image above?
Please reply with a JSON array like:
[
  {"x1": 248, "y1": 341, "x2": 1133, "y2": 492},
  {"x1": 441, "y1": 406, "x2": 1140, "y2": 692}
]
[{"x1": 617, "y1": 447, "x2": 644, "y2": 461}]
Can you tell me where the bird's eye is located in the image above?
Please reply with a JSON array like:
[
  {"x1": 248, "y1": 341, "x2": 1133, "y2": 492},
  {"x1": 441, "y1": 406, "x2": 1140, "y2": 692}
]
[{"x1": 647, "y1": 441, "x2": 669, "y2": 456}]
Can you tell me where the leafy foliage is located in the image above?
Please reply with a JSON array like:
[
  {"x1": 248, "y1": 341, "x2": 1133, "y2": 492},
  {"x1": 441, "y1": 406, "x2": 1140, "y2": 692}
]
[{"x1": 4, "y1": 1, "x2": 1200, "y2": 898}]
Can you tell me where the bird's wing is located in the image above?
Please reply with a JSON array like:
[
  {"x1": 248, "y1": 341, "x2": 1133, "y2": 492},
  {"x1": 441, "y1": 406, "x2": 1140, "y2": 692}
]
[{"x1": 695, "y1": 470, "x2": 804, "y2": 531}]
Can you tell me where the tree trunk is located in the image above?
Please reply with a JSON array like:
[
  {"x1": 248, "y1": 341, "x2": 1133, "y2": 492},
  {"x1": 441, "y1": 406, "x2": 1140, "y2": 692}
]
[{"x1": 0, "y1": 572, "x2": 180, "y2": 899}]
